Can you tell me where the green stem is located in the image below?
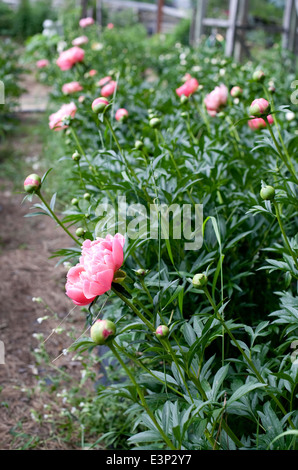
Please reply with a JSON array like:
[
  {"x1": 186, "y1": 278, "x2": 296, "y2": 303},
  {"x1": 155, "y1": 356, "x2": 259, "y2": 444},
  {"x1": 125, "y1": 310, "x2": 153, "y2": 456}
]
[
  {"x1": 273, "y1": 202, "x2": 298, "y2": 271},
  {"x1": 111, "y1": 286, "x2": 154, "y2": 331},
  {"x1": 109, "y1": 341, "x2": 177, "y2": 450},
  {"x1": 37, "y1": 191, "x2": 81, "y2": 246}
]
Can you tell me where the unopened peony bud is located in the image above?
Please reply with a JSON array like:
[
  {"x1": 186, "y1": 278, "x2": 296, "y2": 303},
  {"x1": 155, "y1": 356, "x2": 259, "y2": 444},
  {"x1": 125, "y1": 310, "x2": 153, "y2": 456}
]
[
  {"x1": 92, "y1": 97, "x2": 109, "y2": 113},
  {"x1": 230, "y1": 86, "x2": 243, "y2": 98},
  {"x1": 249, "y1": 98, "x2": 270, "y2": 116},
  {"x1": 72, "y1": 151, "x2": 81, "y2": 161},
  {"x1": 252, "y1": 70, "x2": 265, "y2": 82},
  {"x1": 83, "y1": 192, "x2": 91, "y2": 201},
  {"x1": 76, "y1": 227, "x2": 85, "y2": 237},
  {"x1": 149, "y1": 117, "x2": 161, "y2": 128},
  {"x1": 260, "y1": 185, "x2": 275, "y2": 201},
  {"x1": 136, "y1": 268, "x2": 146, "y2": 276},
  {"x1": 90, "y1": 319, "x2": 116, "y2": 345},
  {"x1": 192, "y1": 273, "x2": 208, "y2": 288},
  {"x1": 135, "y1": 140, "x2": 144, "y2": 150},
  {"x1": 155, "y1": 325, "x2": 169, "y2": 338},
  {"x1": 24, "y1": 174, "x2": 41, "y2": 193},
  {"x1": 180, "y1": 94, "x2": 189, "y2": 104},
  {"x1": 115, "y1": 108, "x2": 128, "y2": 122},
  {"x1": 71, "y1": 198, "x2": 79, "y2": 206}
]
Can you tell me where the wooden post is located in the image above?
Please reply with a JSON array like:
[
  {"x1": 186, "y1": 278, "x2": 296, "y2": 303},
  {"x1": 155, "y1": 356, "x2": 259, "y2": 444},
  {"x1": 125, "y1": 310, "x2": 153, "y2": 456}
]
[
  {"x1": 193, "y1": 0, "x2": 207, "y2": 44},
  {"x1": 96, "y1": 0, "x2": 102, "y2": 26},
  {"x1": 234, "y1": 0, "x2": 249, "y2": 61},
  {"x1": 282, "y1": 0, "x2": 294, "y2": 49},
  {"x1": 156, "y1": 0, "x2": 164, "y2": 34},
  {"x1": 225, "y1": 0, "x2": 239, "y2": 57},
  {"x1": 81, "y1": 0, "x2": 88, "y2": 18}
]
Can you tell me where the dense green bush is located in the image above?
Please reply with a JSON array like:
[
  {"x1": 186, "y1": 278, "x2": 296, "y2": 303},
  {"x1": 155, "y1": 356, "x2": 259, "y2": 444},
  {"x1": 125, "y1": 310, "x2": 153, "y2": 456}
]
[{"x1": 24, "y1": 19, "x2": 298, "y2": 450}]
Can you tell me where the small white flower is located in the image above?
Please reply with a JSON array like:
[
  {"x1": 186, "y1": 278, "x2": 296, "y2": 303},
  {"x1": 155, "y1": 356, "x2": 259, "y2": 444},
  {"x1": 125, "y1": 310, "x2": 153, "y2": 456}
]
[
  {"x1": 37, "y1": 316, "x2": 49, "y2": 324},
  {"x1": 286, "y1": 111, "x2": 295, "y2": 121}
]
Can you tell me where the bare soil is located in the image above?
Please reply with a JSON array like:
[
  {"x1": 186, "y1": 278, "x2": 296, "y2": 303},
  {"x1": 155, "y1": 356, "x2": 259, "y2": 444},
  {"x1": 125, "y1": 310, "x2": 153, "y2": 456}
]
[{"x1": 0, "y1": 111, "x2": 96, "y2": 449}]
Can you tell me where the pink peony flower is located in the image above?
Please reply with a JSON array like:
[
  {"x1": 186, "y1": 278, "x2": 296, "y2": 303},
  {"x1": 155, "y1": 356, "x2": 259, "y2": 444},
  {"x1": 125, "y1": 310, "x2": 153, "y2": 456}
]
[
  {"x1": 97, "y1": 76, "x2": 112, "y2": 87},
  {"x1": 62, "y1": 81, "x2": 83, "y2": 94},
  {"x1": 79, "y1": 17, "x2": 94, "y2": 28},
  {"x1": 115, "y1": 108, "x2": 128, "y2": 122},
  {"x1": 107, "y1": 23, "x2": 114, "y2": 29},
  {"x1": 176, "y1": 78, "x2": 199, "y2": 97},
  {"x1": 56, "y1": 46, "x2": 85, "y2": 71},
  {"x1": 65, "y1": 233, "x2": 125, "y2": 305},
  {"x1": 249, "y1": 98, "x2": 270, "y2": 116},
  {"x1": 204, "y1": 84, "x2": 228, "y2": 116},
  {"x1": 248, "y1": 114, "x2": 273, "y2": 131},
  {"x1": 88, "y1": 69, "x2": 97, "y2": 77},
  {"x1": 49, "y1": 102, "x2": 77, "y2": 131},
  {"x1": 72, "y1": 35, "x2": 89, "y2": 46},
  {"x1": 101, "y1": 80, "x2": 117, "y2": 97},
  {"x1": 36, "y1": 59, "x2": 49, "y2": 68}
]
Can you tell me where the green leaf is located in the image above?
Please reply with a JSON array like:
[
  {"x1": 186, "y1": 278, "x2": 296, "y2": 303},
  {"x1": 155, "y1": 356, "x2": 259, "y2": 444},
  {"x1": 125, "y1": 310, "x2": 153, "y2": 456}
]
[{"x1": 227, "y1": 383, "x2": 267, "y2": 405}]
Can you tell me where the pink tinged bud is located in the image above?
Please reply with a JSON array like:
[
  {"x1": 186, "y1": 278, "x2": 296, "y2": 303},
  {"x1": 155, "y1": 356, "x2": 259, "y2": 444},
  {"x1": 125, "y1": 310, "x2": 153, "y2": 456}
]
[
  {"x1": 249, "y1": 98, "x2": 270, "y2": 116},
  {"x1": 155, "y1": 325, "x2": 169, "y2": 338},
  {"x1": 36, "y1": 59, "x2": 49, "y2": 68},
  {"x1": 92, "y1": 97, "x2": 109, "y2": 113},
  {"x1": 97, "y1": 76, "x2": 112, "y2": 87},
  {"x1": 230, "y1": 86, "x2": 243, "y2": 98},
  {"x1": 107, "y1": 23, "x2": 114, "y2": 29},
  {"x1": 88, "y1": 69, "x2": 97, "y2": 77},
  {"x1": 115, "y1": 108, "x2": 128, "y2": 122},
  {"x1": 90, "y1": 319, "x2": 116, "y2": 345},
  {"x1": 24, "y1": 174, "x2": 41, "y2": 193},
  {"x1": 101, "y1": 80, "x2": 117, "y2": 97},
  {"x1": 176, "y1": 78, "x2": 199, "y2": 97},
  {"x1": 248, "y1": 115, "x2": 273, "y2": 131},
  {"x1": 252, "y1": 70, "x2": 265, "y2": 82}
]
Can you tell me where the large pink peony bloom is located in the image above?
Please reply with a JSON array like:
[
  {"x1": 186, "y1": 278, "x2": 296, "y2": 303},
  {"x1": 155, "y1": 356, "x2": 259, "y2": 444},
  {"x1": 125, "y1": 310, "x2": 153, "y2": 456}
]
[
  {"x1": 49, "y1": 102, "x2": 77, "y2": 130},
  {"x1": 65, "y1": 233, "x2": 125, "y2": 305},
  {"x1": 56, "y1": 46, "x2": 85, "y2": 71},
  {"x1": 204, "y1": 84, "x2": 228, "y2": 116},
  {"x1": 62, "y1": 81, "x2": 83, "y2": 94},
  {"x1": 248, "y1": 114, "x2": 273, "y2": 131},
  {"x1": 101, "y1": 80, "x2": 117, "y2": 97},
  {"x1": 79, "y1": 17, "x2": 94, "y2": 28},
  {"x1": 176, "y1": 77, "x2": 199, "y2": 97}
]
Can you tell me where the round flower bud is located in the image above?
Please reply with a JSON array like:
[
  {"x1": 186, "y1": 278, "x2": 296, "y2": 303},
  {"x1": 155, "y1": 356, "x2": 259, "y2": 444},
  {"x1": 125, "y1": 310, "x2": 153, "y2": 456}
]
[
  {"x1": 24, "y1": 174, "x2": 41, "y2": 193},
  {"x1": 92, "y1": 97, "x2": 109, "y2": 113},
  {"x1": 90, "y1": 319, "x2": 116, "y2": 345},
  {"x1": 252, "y1": 70, "x2": 265, "y2": 82},
  {"x1": 180, "y1": 94, "x2": 188, "y2": 104},
  {"x1": 83, "y1": 192, "x2": 91, "y2": 201},
  {"x1": 192, "y1": 273, "x2": 208, "y2": 288},
  {"x1": 71, "y1": 198, "x2": 79, "y2": 206},
  {"x1": 136, "y1": 268, "x2": 146, "y2": 277},
  {"x1": 260, "y1": 185, "x2": 275, "y2": 201},
  {"x1": 230, "y1": 86, "x2": 243, "y2": 98},
  {"x1": 149, "y1": 117, "x2": 161, "y2": 128},
  {"x1": 115, "y1": 108, "x2": 128, "y2": 122},
  {"x1": 72, "y1": 151, "x2": 81, "y2": 161},
  {"x1": 135, "y1": 140, "x2": 144, "y2": 150},
  {"x1": 155, "y1": 325, "x2": 169, "y2": 338},
  {"x1": 249, "y1": 98, "x2": 270, "y2": 117},
  {"x1": 76, "y1": 227, "x2": 85, "y2": 237}
]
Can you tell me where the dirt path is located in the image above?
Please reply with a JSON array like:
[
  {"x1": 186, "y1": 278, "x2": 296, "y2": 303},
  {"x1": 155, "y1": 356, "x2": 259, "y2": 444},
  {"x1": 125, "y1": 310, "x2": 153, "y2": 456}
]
[{"x1": 0, "y1": 91, "x2": 93, "y2": 448}]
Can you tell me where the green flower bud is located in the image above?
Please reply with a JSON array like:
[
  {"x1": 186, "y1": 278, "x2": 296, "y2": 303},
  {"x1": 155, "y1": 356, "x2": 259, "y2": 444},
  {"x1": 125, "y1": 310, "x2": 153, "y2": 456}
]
[
  {"x1": 76, "y1": 227, "x2": 85, "y2": 237},
  {"x1": 135, "y1": 268, "x2": 146, "y2": 277},
  {"x1": 113, "y1": 269, "x2": 126, "y2": 283},
  {"x1": 149, "y1": 117, "x2": 161, "y2": 129},
  {"x1": 155, "y1": 325, "x2": 169, "y2": 338},
  {"x1": 252, "y1": 70, "x2": 265, "y2": 82},
  {"x1": 180, "y1": 94, "x2": 188, "y2": 104},
  {"x1": 135, "y1": 140, "x2": 144, "y2": 150},
  {"x1": 192, "y1": 273, "x2": 208, "y2": 288},
  {"x1": 90, "y1": 319, "x2": 116, "y2": 345},
  {"x1": 71, "y1": 198, "x2": 79, "y2": 206},
  {"x1": 83, "y1": 192, "x2": 91, "y2": 201},
  {"x1": 72, "y1": 151, "x2": 81, "y2": 161},
  {"x1": 260, "y1": 185, "x2": 275, "y2": 201}
]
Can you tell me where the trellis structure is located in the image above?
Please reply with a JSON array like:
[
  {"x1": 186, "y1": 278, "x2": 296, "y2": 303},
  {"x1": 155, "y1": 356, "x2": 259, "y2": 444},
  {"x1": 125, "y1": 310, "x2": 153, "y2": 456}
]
[{"x1": 193, "y1": 0, "x2": 298, "y2": 61}]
